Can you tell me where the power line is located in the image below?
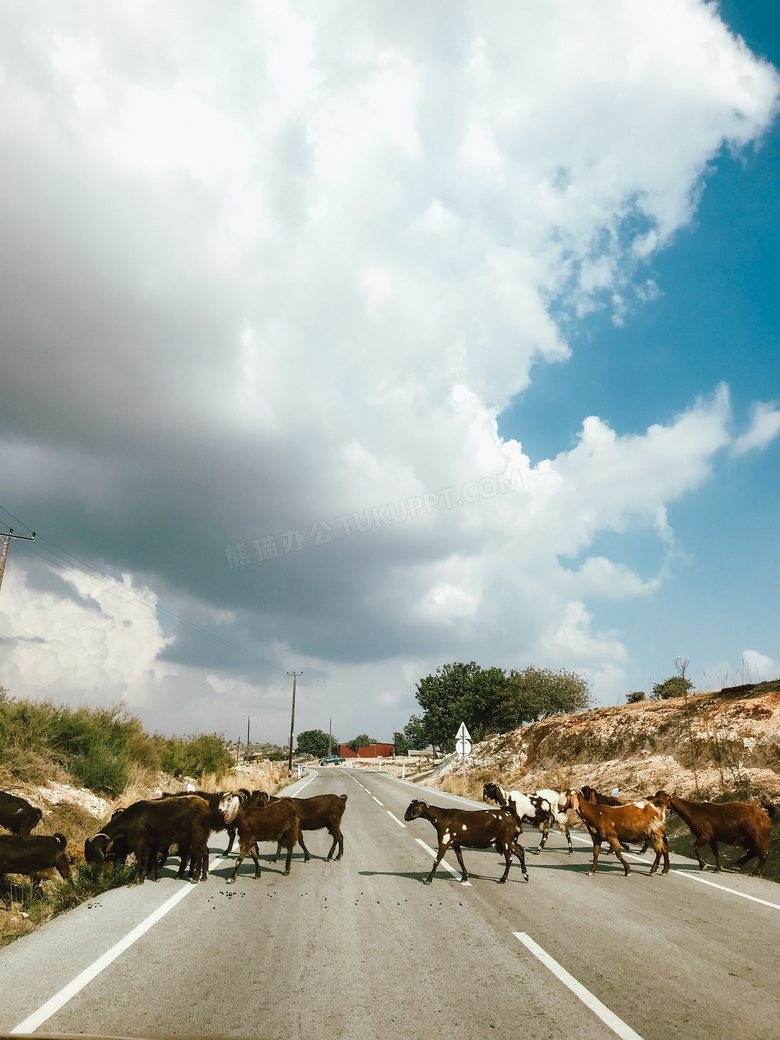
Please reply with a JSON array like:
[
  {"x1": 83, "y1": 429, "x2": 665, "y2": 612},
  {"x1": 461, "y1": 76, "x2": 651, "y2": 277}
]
[{"x1": 0, "y1": 501, "x2": 271, "y2": 670}]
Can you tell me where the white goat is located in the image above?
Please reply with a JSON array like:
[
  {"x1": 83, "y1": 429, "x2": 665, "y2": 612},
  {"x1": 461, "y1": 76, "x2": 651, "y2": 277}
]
[{"x1": 482, "y1": 782, "x2": 573, "y2": 855}]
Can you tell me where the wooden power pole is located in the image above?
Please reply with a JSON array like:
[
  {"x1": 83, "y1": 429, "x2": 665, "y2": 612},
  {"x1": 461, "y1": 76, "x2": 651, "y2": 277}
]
[
  {"x1": 0, "y1": 529, "x2": 36, "y2": 595},
  {"x1": 286, "y1": 671, "x2": 302, "y2": 774}
]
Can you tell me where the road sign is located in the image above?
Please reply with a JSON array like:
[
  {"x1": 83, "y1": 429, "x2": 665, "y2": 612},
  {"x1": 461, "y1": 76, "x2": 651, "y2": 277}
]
[{"x1": 455, "y1": 721, "x2": 472, "y2": 757}]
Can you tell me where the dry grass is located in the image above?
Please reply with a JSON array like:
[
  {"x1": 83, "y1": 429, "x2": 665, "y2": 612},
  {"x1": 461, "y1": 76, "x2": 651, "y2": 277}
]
[{"x1": 0, "y1": 760, "x2": 303, "y2": 947}]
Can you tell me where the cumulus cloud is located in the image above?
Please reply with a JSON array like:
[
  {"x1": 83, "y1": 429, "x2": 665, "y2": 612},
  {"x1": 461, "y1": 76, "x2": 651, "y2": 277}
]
[
  {"x1": 731, "y1": 401, "x2": 780, "y2": 456},
  {"x1": 0, "y1": 1, "x2": 778, "y2": 737}
]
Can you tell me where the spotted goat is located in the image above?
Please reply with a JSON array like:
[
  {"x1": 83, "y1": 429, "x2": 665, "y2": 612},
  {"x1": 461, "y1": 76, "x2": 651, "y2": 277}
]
[{"x1": 404, "y1": 799, "x2": 529, "y2": 885}]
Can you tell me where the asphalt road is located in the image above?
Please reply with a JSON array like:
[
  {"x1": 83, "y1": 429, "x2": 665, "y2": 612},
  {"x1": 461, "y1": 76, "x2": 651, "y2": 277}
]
[{"x1": 1, "y1": 767, "x2": 778, "y2": 1040}]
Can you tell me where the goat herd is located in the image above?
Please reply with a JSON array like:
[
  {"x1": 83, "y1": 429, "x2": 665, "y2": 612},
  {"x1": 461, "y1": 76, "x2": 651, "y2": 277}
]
[{"x1": 0, "y1": 779, "x2": 776, "y2": 898}]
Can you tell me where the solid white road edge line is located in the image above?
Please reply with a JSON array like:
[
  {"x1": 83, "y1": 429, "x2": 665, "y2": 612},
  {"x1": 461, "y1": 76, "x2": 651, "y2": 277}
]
[
  {"x1": 571, "y1": 832, "x2": 780, "y2": 909},
  {"x1": 672, "y1": 869, "x2": 780, "y2": 909},
  {"x1": 415, "y1": 838, "x2": 472, "y2": 885},
  {"x1": 513, "y1": 932, "x2": 646, "y2": 1040},
  {"x1": 11, "y1": 853, "x2": 227, "y2": 1035},
  {"x1": 290, "y1": 772, "x2": 317, "y2": 795}
]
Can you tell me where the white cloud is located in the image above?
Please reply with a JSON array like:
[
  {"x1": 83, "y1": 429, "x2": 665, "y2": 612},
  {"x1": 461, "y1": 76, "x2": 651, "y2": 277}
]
[
  {"x1": 0, "y1": 566, "x2": 173, "y2": 709},
  {"x1": 739, "y1": 650, "x2": 778, "y2": 683},
  {"x1": 0, "y1": 2, "x2": 777, "y2": 737},
  {"x1": 731, "y1": 401, "x2": 780, "y2": 456}
]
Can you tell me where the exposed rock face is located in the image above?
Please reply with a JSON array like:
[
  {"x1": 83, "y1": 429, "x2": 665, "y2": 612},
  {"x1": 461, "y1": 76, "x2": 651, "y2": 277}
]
[{"x1": 427, "y1": 681, "x2": 780, "y2": 802}]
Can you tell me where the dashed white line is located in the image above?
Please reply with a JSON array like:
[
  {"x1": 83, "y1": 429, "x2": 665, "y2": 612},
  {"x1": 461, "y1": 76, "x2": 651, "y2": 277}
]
[
  {"x1": 386, "y1": 810, "x2": 406, "y2": 829},
  {"x1": 372, "y1": 795, "x2": 384, "y2": 806},
  {"x1": 415, "y1": 838, "x2": 472, "y2": 885},
  {"x1": 514, "y1": 932, "x2": 645, "y2": 1040}
]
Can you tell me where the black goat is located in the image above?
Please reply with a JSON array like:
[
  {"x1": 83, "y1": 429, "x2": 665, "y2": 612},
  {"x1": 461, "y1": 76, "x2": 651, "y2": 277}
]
[
  {"x1": 85, "y1": 796, "x2": 212, "y2": 884},
  {"x1": 0, "y1": 791, "x2": 43, "y2": 837},
  {"x1": 0, "y1": 833, "x2": 70, "y2": 885},
  {"x1": 404, "y1": 799, "x2": 529, "y2": 885}
]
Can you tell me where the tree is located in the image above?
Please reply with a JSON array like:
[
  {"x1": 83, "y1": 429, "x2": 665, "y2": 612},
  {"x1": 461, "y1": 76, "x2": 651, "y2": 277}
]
[
  {"x1": 402, "y1": 715, "x2": 429, "y2": 751},
  {"x1": 296, "y1": 728, "x2": 337, "y2": 758},
  {"x1": 414, "y1": 662, "x2": 509, "y2": 751},
  {"x1": 346, "y1": 733, "x2": 377, "y2": 753},
  {"x1": 392, "y1": 731, "x2": 411, "y2": 756},
  {"x1": 651, "y1": 676, "x2": 693, "y2": 700},
  {"x1": 500, "y1": 666, "x2": 590, "y2": 728},
  {"x1": 627, "y1": 691, "x2": 646, "y2": 703}
]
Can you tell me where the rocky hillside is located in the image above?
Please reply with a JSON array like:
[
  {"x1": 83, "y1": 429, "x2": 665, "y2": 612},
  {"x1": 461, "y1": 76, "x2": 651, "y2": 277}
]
[{"x1": 427, "y1": 680, "x2": 780, "y2": 804}]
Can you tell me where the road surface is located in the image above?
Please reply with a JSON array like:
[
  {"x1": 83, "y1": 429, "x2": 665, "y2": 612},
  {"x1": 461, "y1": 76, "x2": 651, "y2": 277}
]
[{"x1": 1, "y1": 767, "x2": 778, "y2": 1040}]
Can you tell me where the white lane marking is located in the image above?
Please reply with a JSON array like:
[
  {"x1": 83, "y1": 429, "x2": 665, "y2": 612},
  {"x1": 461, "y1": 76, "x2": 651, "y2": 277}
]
[
  {"x1": 11, "y1": 854, "x2": 227, "y2": 1034},
  {"x1": 571, "y1": 831, "x2": 780, "y2": 908},
  {"x1": 372, "y1": 795, "x2": 384, "y2": 806},
  {"x1": 415, "y1": 838, "x2": 472, "y2": 885},
  {"x1": 672, "y1": 869, "x2": 780, "y2": 909},
  {"x1": 514, "y1": 932, "x2": 646, "y2": 1040},
  {"x1": 386, "y1": 810, "x2": 406, "y2": 829},
  {"x1": 290, "y1": 773, "x2": 317, "y2": 795}
]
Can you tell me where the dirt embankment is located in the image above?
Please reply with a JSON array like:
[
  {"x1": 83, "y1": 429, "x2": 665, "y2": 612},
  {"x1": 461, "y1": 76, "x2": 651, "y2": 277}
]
[{"x1": 427, "y1": 681, "x2": 780, "y2": 803}]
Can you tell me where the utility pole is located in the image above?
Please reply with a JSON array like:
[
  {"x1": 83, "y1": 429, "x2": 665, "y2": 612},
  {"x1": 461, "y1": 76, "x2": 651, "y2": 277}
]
[
  {"x1": 0, "y1": 529, "x2": 36, "y2": 595},
  {"x1": 286, "y1": 671, "x2": 302, "y2": 774},
  {"x1": 245, "y1": 714, "x2": 254, "y2": 752}
]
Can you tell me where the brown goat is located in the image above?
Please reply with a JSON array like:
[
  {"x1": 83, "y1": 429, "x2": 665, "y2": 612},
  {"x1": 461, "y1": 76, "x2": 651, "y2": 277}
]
[
  {"x1": 560, "y1": 790, "x2": 670, "y2": 876},
  {"x1": 581, "y1": 785, "x2": 621, "y2": 807},
  {"x1": 220, "y1": 795, "x2": 301, "y2": 880},
  {"x1": 268, "y1": 793, "x2": 348, "y2": 862},
  {"x1": 657, "y1": 790, "x2": 775, "y2": 876},
  {"x1": 0, "y1": 833, "x2": 70, "y2": 885}
]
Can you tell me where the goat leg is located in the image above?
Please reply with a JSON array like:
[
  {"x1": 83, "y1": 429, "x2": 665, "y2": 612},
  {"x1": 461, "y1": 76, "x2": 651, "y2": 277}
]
[
  {"x1": 509, "y1": 839, "x2": 529, "y2": 882},
  {"x1": 451, "y1": 843, "x2": 469, "y2": 883}
]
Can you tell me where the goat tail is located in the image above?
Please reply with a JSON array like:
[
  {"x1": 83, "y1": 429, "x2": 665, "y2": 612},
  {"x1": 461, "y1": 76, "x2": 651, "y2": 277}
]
[
  {"x1": 287, "y1": 816, "x2": 301, "y2": 849},
  {"x1": 53, "y1": 833, "x2": 68, "y2": 849}
]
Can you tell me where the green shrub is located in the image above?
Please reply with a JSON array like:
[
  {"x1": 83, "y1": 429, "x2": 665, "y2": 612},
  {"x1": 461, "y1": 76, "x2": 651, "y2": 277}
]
[
  {"x1": 152, "y1": 732, "x2": 232, "y2": 779},
  {"x1": 651, "y1": 676, "x2": 694, "y2": 700},
  {"x1": 70, "y1": 741, "x2": 133, "y2": 797}
]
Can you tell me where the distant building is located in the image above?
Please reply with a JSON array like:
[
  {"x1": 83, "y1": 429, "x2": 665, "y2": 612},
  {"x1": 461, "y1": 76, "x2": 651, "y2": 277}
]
[
  {"x1": 357, "y1": 743, "x2": 394, "y2": 758},
  {"x1": 337, "y1": 742, "x2": 395, "y2": 758}
]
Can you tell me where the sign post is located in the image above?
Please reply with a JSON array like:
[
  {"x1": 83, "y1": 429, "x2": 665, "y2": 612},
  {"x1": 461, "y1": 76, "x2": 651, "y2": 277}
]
[{"x1": 455, "y1": 721, "x2": 472, "y2": 777}]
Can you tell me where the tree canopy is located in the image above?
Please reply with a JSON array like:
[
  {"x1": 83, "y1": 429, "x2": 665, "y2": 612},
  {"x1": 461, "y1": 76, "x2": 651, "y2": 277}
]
[
  {"x1": 296, "y1": 728, "x2": 337, "y2": 758},
  {"x1": 346, "y1": 733, "x2": 378, "y2": 752},
  {"x1": 407, "y1": 661, "x2": 590, "y2": 753}
]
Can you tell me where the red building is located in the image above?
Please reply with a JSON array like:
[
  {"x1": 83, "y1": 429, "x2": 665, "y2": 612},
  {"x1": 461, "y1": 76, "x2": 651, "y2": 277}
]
[
  {"x1": 357, "y1": 743, "x2": 394, "y2": 758},
  {"x1": 337, "y1": 743, "x2": 395, "y2": 758}
]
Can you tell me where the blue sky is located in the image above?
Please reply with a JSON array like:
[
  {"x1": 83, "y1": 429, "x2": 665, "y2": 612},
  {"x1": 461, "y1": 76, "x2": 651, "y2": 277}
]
[
  {"x1": 499, "y1": 0, "x2": 780, "y2": 693},
  {"x1": 0, "y1": 1, "x2": 778, "y2": 743}
]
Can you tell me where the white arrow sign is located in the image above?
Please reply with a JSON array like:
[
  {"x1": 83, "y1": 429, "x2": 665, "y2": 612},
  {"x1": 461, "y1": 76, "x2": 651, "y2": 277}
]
[{"x1": 455, "y1": 721, "x2": 472, "y2": 757}]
